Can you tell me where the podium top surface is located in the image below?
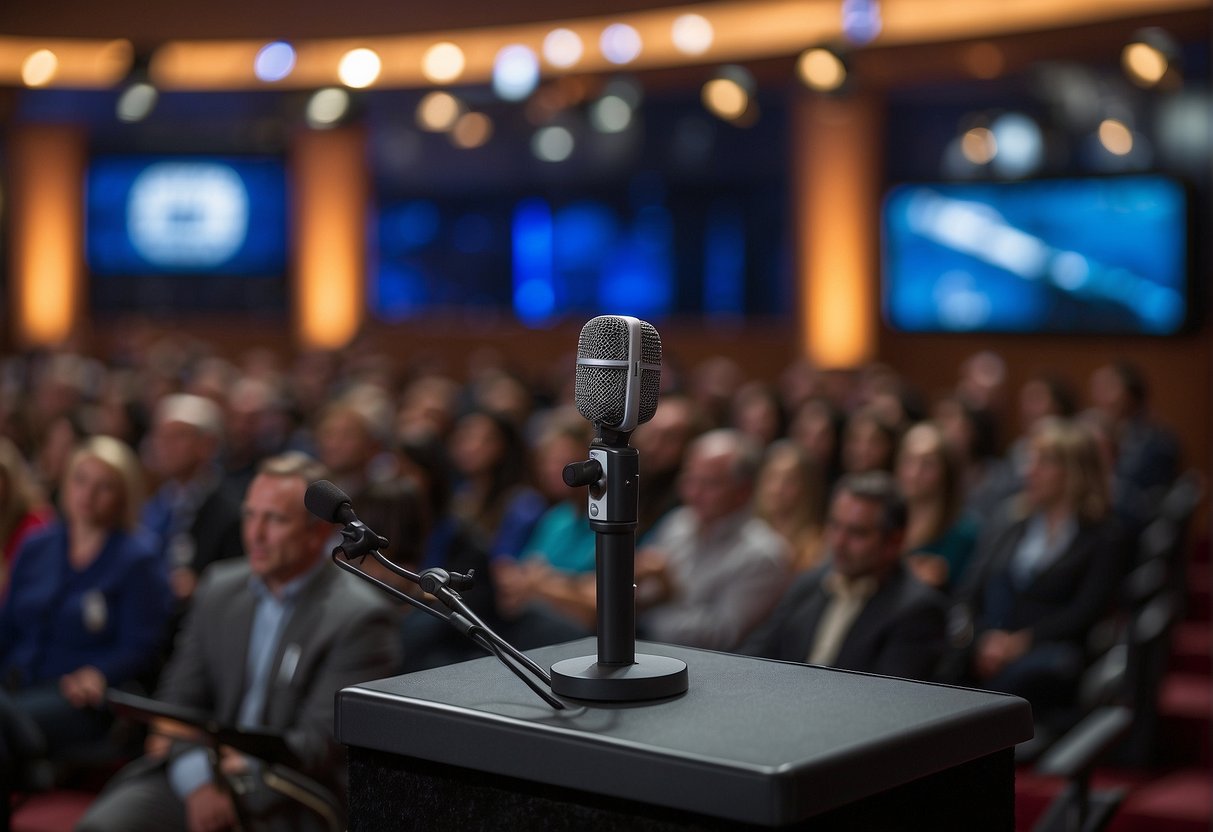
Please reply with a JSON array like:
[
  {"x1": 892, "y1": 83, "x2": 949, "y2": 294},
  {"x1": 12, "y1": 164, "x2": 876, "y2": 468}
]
[{"x1": 337, "y1": 639, "x2": 1032, "y2": 826}]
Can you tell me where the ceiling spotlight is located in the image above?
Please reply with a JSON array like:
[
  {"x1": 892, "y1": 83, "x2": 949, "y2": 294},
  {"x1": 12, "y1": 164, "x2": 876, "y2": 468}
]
[
  {"x1": 601, "y1": 23, "x2": 642, "y2": 65},
  {"x1": 451, "y1": 112, "x2": 493, "y2": 149},
  {"x1": 989, "y1": 112, "x2": 1043, "y2": 177},
  {"x1": 338, "y1": 48, "x2": 381, "y2": 89},
  {"x1": 797, "y1": 47, "x2": 847, "y2": 93},
  {"x1": 1098, "y1": 119, "x2": 1134, "y2": 156},
  {"x1": 21, "y1": 49, "x2": 59, "y2": 87},
  {"x1": 416, "y1": 91, "x2": 464, "y2": 132},
  {"x1": 116, "y1": 81, "x2": 157, "y2": 122},
  {"x1": 306, "y1": 87, "x2": 352, "y2": 129},
  {"x1": 423, "y1": 42, "x2": 465, "y2": 84},
  {"x1": 841, "y1": 0, "x2": 882, "y2": 45},
  {"x1": 533, "y1": 125, "x2": 575, "y2": 162},
  {"x1": 254, "y1": 41, "x2": 296, "y2": 83},
  {"x1": 590, "y1": 95, "x2": 632, "y2": 133},
  {"x1": 493, "y1": 44, "x2": 540, "y2": 101},
  {"x1": 1121, "y1": 29, "x2": 1179, "y2": 88},
  {"x1": 960, "y1": 127, "x2": 997, "y2": 165},
  {"x1": 671, "y1": 14, "x2": 714, "y2": 56},
  {"x1": 702, "y1": 66, "x2": 754, "y2": 123},
  {"x1": 543, "y1": 29, "x2": 584, "y2": 69}
]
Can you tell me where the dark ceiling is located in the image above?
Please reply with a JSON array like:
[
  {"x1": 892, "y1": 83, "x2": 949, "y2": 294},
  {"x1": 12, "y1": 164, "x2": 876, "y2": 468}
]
[{"x1": 0, "y1": 0, "x2": 702, "y2": 41}]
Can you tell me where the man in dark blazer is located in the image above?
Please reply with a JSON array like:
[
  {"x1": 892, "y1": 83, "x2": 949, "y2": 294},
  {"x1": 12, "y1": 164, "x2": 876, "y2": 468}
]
[
  {"x1": 79, "y1": 452, "x2": 402, "y2": 832},
  {"x1": 740, "y1": 471, "x2": 948, "y2": 682}
]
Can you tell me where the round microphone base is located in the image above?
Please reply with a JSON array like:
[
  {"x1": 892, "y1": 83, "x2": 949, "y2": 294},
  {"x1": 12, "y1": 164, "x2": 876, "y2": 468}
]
[{"x1": 550, "y1": 654, "x2": 688, "y2": 702}]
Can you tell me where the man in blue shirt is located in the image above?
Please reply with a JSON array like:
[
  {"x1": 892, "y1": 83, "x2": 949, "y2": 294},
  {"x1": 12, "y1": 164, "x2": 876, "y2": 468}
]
[{"x1": 79, "y1": 452, "x2": 402, "y2": 832}]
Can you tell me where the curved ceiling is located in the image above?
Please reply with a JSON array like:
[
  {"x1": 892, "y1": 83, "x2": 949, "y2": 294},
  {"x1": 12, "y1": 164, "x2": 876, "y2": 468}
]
[
  {"x1": 0, "y1": 0, "x2": 703, "y2": 41},
  {"x1": 0, "y1": 0, "x2": 1203, "y2": 42}
]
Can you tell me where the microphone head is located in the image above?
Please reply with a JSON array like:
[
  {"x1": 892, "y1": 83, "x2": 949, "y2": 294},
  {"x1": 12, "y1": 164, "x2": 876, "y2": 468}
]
[
  {"x1": 304, "y1": 479, "x2": 352, "y2": 523},
  {"x1": 574, "y1": 315, "x2": 661, "y2": 433}
]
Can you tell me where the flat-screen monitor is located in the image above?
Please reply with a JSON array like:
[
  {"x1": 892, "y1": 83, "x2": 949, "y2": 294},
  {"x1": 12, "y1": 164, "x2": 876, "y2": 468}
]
[
  {"x1": 881, "y1": 176, "x2": 1190, "y2": 334},
  {"x1": 87, "y1": 155, "x2": 287, "y2": 277}
]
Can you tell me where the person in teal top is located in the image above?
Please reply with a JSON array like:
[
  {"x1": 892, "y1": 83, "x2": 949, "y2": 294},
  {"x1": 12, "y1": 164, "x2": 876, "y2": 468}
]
[
  {"x1": 493, "y1": 413, "x2": 597, "y2": 621},
  {"x1": 897, "y1": 422, "x2": 981, "y2": 592},
  {"x1": 517, "y1": 500, "x2": 597, "y2": 573}
]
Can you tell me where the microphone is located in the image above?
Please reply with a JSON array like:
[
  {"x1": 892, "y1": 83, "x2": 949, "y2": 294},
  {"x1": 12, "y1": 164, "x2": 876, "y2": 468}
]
[
  {"x1": 304, "y1": 480, "x2": 386, "y2": 561},
  {"x1": 574, "y1": 315, "x2": 661, "y2": 435},
  {"x1": 304, "y1": 479, "x2": 357, "y2": 525},
  {"x1": 551, "y1": 315, "x2": 688, "y2": 703}
]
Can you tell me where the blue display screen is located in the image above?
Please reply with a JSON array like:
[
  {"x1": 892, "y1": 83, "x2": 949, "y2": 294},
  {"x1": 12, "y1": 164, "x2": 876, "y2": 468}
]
[
  {"x1": 87, "y1": 156, "x2": 287, "y2": 277},
  {"x1": 882, "y1": 176, "x2": 1189, "y2": 334}
]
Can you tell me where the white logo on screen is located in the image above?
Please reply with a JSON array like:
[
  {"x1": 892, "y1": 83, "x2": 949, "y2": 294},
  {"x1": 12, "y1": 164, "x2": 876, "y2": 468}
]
[{"x1": 127, "y1": 162, "x2": 249, "y2": 268}]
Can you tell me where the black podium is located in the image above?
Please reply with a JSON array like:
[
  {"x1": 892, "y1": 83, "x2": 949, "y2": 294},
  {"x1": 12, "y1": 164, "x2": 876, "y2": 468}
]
[{"x1": 336, "y1": 639, "x2": 1032, "y2": 830}]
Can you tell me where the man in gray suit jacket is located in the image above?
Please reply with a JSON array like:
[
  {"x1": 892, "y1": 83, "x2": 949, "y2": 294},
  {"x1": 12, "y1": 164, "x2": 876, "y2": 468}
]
[
  {"x1": 741, "y1": 471, "x2": 947, "y2": 682},
  {"x1": 79, "y1": 453, "x2": 402, "y2": 832}
]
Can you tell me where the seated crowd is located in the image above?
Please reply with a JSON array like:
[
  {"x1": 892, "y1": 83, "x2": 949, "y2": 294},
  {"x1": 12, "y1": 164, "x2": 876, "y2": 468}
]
[{"x1": 0, "y1": 339, "x2": 1187, "y2": 830}]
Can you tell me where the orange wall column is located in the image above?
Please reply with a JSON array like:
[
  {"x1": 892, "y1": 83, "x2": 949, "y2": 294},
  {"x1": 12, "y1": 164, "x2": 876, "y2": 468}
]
[
  {"x1": 291, "y1": 126, "x2": 368, "y2": 350},
  {"x1": 791, "y1": 89, "x2": 884, "y2": 369},
  {"x1": 8, "y1": 124, "x2": 87, "y2": 348}
]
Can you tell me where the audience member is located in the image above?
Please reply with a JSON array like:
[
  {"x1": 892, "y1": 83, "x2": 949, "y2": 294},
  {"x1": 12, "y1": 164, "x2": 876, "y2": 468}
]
[
  {"x1": 689, "y1": 356, "x2": 743, "y2": 429},
  {"x1": 396, "y1": 374, "x2": 461, "y2": 444},
  {"x1": 1088, "y1": 360, "x2": 1180, "y2": 502},
  {"x1": 731, "y1": 381, "x2": 786, "y2": 449},
  {"x1": 0, "y1": 437, "x2": 53, "y2": 595},
  {"x1": 933, "y1": 394, "x2": 1015, "y2": 518},
  {"x1": 741, "y1": 471, "x2": 948, "y2": 681},
  {"x1": 753, "y1": 440, "x2": 827, "y2": 573},
  {"x1": 0, "y1": 437, "x2": 172, "y2": 781},
  {"x1": 447, "y1": 409, "x2": 546, "y2": 560},
  {"x1": 492, "y1": 416, "x2": 600, "y2": 620},
  {"x1": 140, "y1": 395, "x2": 244, "y2": 604},
  {"x1": 313, "y1": 389, "x2": 395, "y2": 503},
  {"x1": 788, "y1": 396, "x2": 845, "y2": 497},
  {"x1": 77, "y1": 452, "x2": 401, "y2": 832},
  {"x1": 630, "y1": 393, "x2": 703, "y2": 541},
  {"x1": 896, "y1": 422, "x2": 979, "y2": 592},
  {"x1": 221, "y1": 376, "x2": 291, "y2": 496},
  {"x1": 636, "y1": 429, "x2": 791, "y2": 652},
  {"x1": 1006, "y1": 373, "x2": 1079, "y2": 481},
  {"x1": 950, "y1": 417, "x2": 1128, "y2": 713},
  {"x1": 841, "y1": 406, "x2": 899, "y2": 475}
]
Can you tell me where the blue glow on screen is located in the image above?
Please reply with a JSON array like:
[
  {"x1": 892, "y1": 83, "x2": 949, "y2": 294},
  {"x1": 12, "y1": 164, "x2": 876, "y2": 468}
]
[
  {"x1": 87, "y1": 156, "x2": 287, "y2": 276},
  {"x1": 383, "y1": 200, "x2": 441, "y2": 251},
  {"x1": 704, "y1": 202, "x2": 745, "y2": 315},
  {"x1": 375, "y1": 263, "x2": 429, "y2": 320},
  {"x1": 596, "y1": 205, "x2": 673, "y2": 317},
  {"x1": 512, "y1": 198, "x2": 557, "y2": 324},
  {"x1": 882, "y1": 176, "x2": 1189, "y2": 334}
]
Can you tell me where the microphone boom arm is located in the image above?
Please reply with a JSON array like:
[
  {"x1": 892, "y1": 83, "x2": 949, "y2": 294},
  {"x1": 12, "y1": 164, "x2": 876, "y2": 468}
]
[{"x1": 329, "y1": 547, "x2": 564, "y2": 710}]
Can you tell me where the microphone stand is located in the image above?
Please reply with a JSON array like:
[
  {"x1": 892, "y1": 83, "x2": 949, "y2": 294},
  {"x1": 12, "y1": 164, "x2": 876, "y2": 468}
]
[
  {"x1": 328, "y1": 529, "x2": 565, "y2": 710},
  {"x1": 550, "y1": 427, "x2": 688, "y2": 701}
]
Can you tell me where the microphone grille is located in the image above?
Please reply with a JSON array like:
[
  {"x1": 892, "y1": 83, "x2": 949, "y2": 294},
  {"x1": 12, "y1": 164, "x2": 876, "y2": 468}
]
[
  {"x1": 637, "y1": 321, "x2": 661, "y2": 426},
  {"x1": 304, "y1": 479, "x2": 351, "y2": 523},
  {"x1": 575, "y1": 316, "x2": 631, "y2": 427}
]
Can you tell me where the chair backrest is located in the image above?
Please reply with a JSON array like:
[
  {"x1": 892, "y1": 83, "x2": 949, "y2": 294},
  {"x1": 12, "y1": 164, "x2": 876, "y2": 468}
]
[{"x1": 1159, "y1": 470, "x2": 1204, "y2": 527}]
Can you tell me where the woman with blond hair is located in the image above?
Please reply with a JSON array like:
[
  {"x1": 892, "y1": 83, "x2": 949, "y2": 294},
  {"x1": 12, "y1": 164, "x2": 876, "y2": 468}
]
[
  {"x1": 0, "y1": 436, "x2": 172, "y2": 778},
  {"x1": 0, "y1": 437, "x2": 53, "y2": 595},
  {"x1": 952, "y1": 417, "x2": 1127, "y2": 711},
  {"x1": 753, "y1": 440, "x2": 827, "y2": 573}
]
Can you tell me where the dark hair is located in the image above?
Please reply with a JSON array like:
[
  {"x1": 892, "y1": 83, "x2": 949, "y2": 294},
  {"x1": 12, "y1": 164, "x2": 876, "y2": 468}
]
[
  {"x1": 398, "y1": 434, "x2": 454, "y2": 520},
  {"x1": 1110, "y1": 360, "x2": 1148, "y2": 409},
  {"x1": 832, "y1": 470, "x2": 907, "y2": 535},
  {"x1": 1031, "y1": 373, "x2": 1078, "y2": 418}
]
